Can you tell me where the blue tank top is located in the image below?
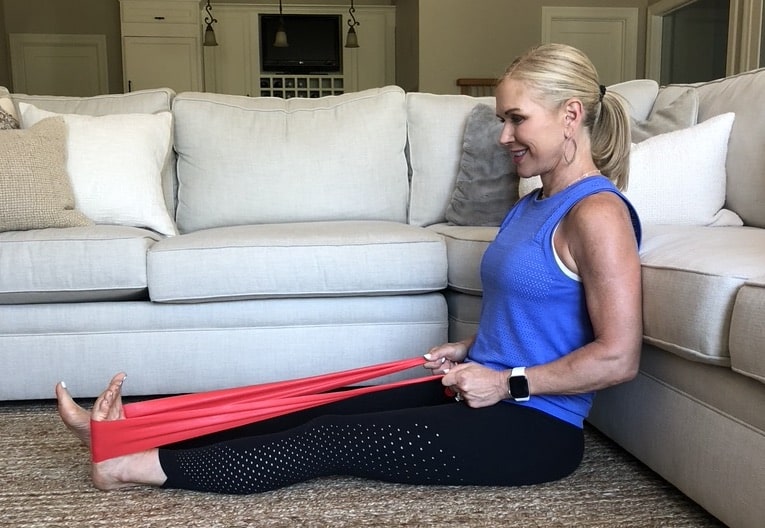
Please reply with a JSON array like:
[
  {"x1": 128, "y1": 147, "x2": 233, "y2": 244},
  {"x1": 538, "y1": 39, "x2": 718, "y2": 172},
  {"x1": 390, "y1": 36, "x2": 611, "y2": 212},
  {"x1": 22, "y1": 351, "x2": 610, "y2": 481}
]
[{"x1": 468, "y1": 176, "x2": 641, "y2": 427}]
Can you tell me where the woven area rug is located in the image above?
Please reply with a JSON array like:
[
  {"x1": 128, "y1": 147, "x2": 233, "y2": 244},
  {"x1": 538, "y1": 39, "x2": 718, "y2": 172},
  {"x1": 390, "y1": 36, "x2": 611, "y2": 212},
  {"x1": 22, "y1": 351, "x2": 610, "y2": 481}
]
[{"x1": 0, "y1": 401, "x2": 725, "y2": 528}]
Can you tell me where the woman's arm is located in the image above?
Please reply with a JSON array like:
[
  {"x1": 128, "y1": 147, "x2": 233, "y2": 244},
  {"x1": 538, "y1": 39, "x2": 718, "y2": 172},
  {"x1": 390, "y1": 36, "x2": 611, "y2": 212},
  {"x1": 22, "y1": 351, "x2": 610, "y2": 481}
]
[{"x1": 526, "y1": 191, "x2": 642, "y2": 396}]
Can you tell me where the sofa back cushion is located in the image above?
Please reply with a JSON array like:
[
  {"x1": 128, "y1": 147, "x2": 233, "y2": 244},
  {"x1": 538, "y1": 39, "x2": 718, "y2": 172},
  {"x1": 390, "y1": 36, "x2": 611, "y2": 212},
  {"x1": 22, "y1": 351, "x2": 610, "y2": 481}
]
[
  {"x1": 407, "y1": 93, "x2": 496, "y2": 227},
  {"x1": 172, "y1": 87, "x2": 409, "y2": 233},
  {"x1": 668, "y1": 68, "x2": 765, "y2": 228}
]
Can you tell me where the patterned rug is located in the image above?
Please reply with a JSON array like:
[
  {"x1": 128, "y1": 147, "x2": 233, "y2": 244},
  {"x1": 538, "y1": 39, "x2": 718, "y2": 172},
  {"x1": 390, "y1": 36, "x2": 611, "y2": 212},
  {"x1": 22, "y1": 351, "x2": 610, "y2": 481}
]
[{"x1": 0, "y1": 401, "x2": 725, "y2": 527}]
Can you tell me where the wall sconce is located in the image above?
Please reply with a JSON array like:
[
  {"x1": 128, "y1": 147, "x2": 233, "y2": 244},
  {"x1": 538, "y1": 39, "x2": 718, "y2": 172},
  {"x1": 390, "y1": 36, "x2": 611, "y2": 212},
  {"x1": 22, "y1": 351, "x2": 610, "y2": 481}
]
[
  {"x1": 203, "y1": 0, "x2": 218, "y2": 46},
  {"x1": 274, "y1": 0, "x2": 289, "y2": 47},
  {"x1": 345, "y1": 0, "x2": 360, "y2": 48}
]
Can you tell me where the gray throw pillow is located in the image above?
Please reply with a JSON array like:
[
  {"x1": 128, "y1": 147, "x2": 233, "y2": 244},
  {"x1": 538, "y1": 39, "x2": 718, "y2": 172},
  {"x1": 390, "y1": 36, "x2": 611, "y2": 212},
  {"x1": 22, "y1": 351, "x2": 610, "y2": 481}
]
[{"x1": 445, "y1": 103, "x2": 518, "y2": 226}]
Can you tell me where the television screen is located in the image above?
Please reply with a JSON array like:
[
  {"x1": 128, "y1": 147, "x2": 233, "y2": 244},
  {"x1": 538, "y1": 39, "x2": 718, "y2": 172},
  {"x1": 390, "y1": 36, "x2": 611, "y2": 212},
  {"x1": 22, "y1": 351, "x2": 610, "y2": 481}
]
[{"x1": 260, "y1": 14, "x2": 342, "y2": 74}]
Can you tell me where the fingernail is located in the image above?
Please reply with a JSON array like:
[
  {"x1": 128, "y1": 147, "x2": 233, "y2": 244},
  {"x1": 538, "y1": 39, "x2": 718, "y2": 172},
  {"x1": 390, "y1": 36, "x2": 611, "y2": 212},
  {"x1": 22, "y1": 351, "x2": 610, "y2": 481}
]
[
  {"x1": 60, "y1": 381, "x2": 67, "y2": 389},
  {"x1": 440, "y1": 357, "x2": 446, "y2": 364},
  {"x1": 423, "y1": 353, "x2": 432, "y2": 360},
  {"x1": 442, "y1": 369, "x2": 450, "y2": 374}
]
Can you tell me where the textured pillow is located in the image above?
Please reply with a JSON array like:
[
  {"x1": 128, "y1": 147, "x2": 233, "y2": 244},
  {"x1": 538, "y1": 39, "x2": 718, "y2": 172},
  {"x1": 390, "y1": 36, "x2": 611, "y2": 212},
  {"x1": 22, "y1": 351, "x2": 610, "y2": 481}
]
[
  {"x1": 18, "y1": 103, "x2": 177, "y2": 236},
  {"x1": 445, "y1": 103, "x2": 518, "y2": 226},
  {"x1": 631, "y1": 87, "x2": 699, "y2": 143},
  {"x1": 0, "y1": 97, "x2": 19, "y2": 130},
  {"x1": 0, "y1": 117, "x2": 92, "y2": 232},
  {"x1": 625, "y1": 112, "x2": 740, "y2": 226}
]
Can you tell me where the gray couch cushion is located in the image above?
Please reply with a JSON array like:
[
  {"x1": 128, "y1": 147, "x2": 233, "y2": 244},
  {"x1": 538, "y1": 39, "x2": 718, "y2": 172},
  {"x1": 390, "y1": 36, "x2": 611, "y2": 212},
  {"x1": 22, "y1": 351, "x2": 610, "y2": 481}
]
[
  {"x1": 640, "y1": 224, "x2": 765, "y2": 365},
  {"x1": 0, "y1": 226, "x2": 160, "y2": 304},
  {"x1": 427, "y1": 223, "x2": 496, "y2": 295},
  {"x1": 148, "y1": 221, "x2": 447, "y2": 302},
  {"x1": 730, "y1": 275, "x2": 765, "y2": 384},
  {"x1": 172, "y1": 87, "x2": 409, "y2": 233}
]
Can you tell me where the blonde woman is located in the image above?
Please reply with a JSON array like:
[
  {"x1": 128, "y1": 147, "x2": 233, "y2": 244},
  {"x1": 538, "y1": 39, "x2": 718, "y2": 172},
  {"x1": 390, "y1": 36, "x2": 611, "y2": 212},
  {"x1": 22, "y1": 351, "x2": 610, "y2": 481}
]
[{"x1": 57, "y1": 43, "x2": 642, "y2": 494}]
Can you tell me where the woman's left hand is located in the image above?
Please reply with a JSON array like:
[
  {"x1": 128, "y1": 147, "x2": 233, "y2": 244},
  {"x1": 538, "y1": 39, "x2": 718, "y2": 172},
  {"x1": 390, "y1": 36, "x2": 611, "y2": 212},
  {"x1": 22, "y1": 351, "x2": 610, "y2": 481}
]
[{"x1": 441, "y1": 363, "x2": 507, "y2": 408}]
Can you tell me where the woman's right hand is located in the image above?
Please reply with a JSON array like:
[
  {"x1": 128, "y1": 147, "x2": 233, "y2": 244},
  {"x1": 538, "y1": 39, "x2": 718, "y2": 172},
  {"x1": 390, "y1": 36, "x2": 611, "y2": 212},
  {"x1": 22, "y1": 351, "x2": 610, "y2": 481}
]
[{"x1": 423, "y1": 338, "x2": 473, "y2": 375}]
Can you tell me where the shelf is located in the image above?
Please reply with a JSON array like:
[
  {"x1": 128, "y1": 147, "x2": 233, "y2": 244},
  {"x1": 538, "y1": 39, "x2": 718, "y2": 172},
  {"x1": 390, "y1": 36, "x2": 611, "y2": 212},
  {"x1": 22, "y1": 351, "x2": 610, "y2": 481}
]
[{"x1": 259, "y1": 75, "x2": 344, "y2": 98}]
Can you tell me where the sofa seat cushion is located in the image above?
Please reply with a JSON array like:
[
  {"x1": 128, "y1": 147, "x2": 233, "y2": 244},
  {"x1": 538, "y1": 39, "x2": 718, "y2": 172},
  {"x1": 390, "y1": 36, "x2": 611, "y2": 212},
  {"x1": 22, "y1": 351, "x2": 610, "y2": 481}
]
[
  {"x1": 148, "y1": 221, "x2": 447, "y2": 303},
  {"x1": 172, "y1": 87, "x2": 409, "y2": 233},
  {"x1": 0, "y1": 226, "x2": 161, "y2": 304},
  {"x1": 640, "y1": 225, "x2": 765, "y2": 365},
  {"x1": 729, "y1": 275, "x2": 765, "y2": 384},
  {"x1": 427, "y1": 223, "x2": 496, "y2": 295}
]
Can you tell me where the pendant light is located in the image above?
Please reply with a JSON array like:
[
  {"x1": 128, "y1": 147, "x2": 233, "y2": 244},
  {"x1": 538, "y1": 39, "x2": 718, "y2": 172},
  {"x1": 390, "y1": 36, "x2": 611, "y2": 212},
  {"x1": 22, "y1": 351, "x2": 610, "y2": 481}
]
[
  {"x1": 345, "y1": 0, "x2": 360, "y2": 48},
  {"x1": 203, "y1": 0, "x2": 218, "y2": 47},
  {"x1": 274, "y1": 0, "x2": 289, "y2": 47}
]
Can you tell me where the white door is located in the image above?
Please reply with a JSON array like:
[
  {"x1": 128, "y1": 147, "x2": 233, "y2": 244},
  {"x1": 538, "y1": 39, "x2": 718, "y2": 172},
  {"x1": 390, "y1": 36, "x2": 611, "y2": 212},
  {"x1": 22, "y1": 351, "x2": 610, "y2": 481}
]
[
  {"x1": 123, "y1": 36, "x2": 201, "y2": 93},
  {"x1": 541, "y1": 7, "x2": 639, "y2": 86},
  {"x1": 9, "y1": 33, "x2": 108, "y2": 96}
]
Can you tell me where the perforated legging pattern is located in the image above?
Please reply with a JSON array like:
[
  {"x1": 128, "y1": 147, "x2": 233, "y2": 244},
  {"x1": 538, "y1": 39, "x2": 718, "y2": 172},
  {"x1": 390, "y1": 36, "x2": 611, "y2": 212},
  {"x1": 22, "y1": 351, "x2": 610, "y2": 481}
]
[{"x1": 159, "y1": 380, "x2": 584, "y2": 494}]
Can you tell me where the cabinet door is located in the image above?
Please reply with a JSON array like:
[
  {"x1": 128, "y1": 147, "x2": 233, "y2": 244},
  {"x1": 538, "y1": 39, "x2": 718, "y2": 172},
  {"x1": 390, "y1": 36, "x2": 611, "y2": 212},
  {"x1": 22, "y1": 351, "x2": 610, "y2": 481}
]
[
  {"x1": 203, "y1": 8, "x2": 254, "y2": 96},
  {"x1": 123, "y1": 36, "x2": 201, "y2": 92}
]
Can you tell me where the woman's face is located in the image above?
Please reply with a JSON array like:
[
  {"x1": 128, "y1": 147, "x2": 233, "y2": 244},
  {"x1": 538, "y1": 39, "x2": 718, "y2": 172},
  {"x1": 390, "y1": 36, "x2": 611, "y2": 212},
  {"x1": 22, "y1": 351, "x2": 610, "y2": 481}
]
[{"x1": 495, "y1": 78, "x2": 566, "y2": 179}]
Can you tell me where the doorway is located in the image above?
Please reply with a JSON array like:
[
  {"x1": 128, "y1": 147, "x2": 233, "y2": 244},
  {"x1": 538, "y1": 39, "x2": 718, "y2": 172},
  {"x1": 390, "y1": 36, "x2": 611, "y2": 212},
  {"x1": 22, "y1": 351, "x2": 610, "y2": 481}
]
[
  {"x1": 660, "y1": 0, "x2": 728, "y2": 84},
  {"x1": 647, "y1": 0, "x2": 764, "y2": 83}
]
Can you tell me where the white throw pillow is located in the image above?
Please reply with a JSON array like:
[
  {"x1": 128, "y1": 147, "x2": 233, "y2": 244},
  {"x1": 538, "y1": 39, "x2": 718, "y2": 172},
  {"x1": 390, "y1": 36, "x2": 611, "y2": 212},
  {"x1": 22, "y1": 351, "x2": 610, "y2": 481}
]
[
  {"x1": 18, "y1": 102, "x2": 176, "y2": 236},
  {"x1": 625, "y1": 112, "x2": 739, "y2": 226}
]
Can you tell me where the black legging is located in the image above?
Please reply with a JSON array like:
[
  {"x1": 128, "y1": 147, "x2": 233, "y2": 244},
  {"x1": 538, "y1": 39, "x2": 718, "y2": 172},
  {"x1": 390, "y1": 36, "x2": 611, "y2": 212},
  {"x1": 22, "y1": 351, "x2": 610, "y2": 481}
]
[{"x1": 158, "y1": 379, "x2": 584, "y2": 494}]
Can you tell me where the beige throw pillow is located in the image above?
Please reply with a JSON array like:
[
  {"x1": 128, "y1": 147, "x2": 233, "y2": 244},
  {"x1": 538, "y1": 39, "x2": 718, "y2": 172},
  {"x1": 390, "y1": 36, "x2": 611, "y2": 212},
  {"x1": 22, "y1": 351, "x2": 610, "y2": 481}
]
[
  {"x1": 0, "y1": 117, "x2": 92, "y2": 232},
  {"x1": 630, "y1": 87, "x2": 699, "y2": 143},
  {"x1": 0, "y1": 97, "x2": 20, "y2": 130}
]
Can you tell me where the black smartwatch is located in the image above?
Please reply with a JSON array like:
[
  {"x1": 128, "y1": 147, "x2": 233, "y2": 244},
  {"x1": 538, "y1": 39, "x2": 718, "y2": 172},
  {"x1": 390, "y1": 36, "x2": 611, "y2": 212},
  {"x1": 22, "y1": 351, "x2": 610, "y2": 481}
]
[{"x1": 508, "y1": 367, "x2": 530, "y2": 402}]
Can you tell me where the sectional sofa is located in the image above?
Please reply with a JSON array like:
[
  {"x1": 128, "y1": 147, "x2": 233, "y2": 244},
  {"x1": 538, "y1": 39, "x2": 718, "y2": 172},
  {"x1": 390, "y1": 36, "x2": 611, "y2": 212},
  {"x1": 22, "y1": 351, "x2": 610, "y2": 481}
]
[{"x1": 1, "y1": 69, "x2": 763, "y2": 528}]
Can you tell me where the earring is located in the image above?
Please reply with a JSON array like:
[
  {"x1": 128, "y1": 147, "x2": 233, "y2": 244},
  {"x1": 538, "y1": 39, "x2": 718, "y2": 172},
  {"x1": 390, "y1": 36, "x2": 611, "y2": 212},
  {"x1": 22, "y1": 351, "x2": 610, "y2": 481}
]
[{"x1": 563, "y1": 137, "x2": 577, "y2": 165}]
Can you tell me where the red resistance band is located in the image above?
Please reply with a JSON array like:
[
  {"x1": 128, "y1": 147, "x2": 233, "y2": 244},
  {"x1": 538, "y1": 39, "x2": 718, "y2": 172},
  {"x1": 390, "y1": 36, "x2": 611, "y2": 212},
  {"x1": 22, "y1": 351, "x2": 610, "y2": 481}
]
[{"x1": 91, "y1": 357, "x2": 437, "y2": 462}]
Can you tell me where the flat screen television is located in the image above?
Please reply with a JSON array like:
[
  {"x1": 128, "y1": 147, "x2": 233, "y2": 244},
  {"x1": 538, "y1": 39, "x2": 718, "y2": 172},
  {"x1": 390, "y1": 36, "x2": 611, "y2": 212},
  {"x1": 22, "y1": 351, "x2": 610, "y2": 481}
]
[{"x1": 260, "y1": 14, "x2": 342, "y2": 74}]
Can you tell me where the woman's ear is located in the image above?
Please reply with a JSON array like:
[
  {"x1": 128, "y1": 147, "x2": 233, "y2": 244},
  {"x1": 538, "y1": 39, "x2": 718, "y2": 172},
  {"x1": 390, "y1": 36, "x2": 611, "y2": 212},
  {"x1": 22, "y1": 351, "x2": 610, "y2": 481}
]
[{"x1": 564, "y1": 98, "x2": 584, "y2": 127}]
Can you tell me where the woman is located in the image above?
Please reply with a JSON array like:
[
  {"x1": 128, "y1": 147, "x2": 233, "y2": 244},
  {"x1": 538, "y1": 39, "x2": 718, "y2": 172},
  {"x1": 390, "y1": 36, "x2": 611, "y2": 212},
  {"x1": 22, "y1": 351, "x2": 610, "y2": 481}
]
[{"x1": 56, "y1": 43, "x2": 642, "y2": 493}]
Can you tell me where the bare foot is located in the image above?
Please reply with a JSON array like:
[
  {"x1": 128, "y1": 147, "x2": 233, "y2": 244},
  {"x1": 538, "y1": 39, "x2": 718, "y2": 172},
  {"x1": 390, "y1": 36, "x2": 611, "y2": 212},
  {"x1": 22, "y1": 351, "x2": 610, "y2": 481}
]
[
  {"x1": 87, "y1": 374, "x2": 166, "y2": 491},
  {"x1": 56, "y1": 373, "x2": 127, "y2": 447}
]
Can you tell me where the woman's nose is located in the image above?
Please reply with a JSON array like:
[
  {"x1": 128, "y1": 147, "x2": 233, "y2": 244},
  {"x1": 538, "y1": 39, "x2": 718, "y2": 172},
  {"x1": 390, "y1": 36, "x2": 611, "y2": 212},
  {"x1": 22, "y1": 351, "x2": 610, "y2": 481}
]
[{"x1": 499, "y1": 123, "x2": 514, "y2": 145}]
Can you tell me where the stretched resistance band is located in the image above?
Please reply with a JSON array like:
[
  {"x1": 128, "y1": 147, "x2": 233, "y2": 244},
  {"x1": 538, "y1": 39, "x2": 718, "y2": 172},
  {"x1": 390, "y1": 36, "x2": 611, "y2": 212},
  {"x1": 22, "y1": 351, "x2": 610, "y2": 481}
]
[{"x1": 91, "y1": 357, "x2": 435, "y2": 462}]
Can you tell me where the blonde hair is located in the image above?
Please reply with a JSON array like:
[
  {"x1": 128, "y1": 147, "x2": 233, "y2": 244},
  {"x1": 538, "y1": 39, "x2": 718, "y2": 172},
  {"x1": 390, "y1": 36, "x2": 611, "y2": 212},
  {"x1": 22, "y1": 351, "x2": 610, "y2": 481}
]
[{"x1": 501, "y1": 43, "x2": 631, "y2": 190}]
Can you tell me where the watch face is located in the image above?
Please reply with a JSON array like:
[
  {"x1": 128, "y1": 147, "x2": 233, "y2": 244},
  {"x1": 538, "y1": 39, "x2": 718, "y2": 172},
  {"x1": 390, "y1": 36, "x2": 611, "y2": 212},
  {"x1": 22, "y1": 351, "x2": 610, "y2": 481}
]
[{"x1": 509, "y1": 374, "x2": 529, "y2": 399}]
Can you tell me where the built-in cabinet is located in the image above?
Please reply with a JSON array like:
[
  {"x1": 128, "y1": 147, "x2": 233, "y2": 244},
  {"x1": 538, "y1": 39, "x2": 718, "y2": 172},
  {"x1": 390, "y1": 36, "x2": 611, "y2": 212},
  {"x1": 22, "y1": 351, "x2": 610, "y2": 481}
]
[
  {"x1": 118, "y1": 1, "x2": 394, "y2": 96},
  {"x1": 203, "y1": 4, "x2": 395, "y2": 97},
  {"x1": 119, "y1": 0, "x2": 203, "y2": 93}
]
